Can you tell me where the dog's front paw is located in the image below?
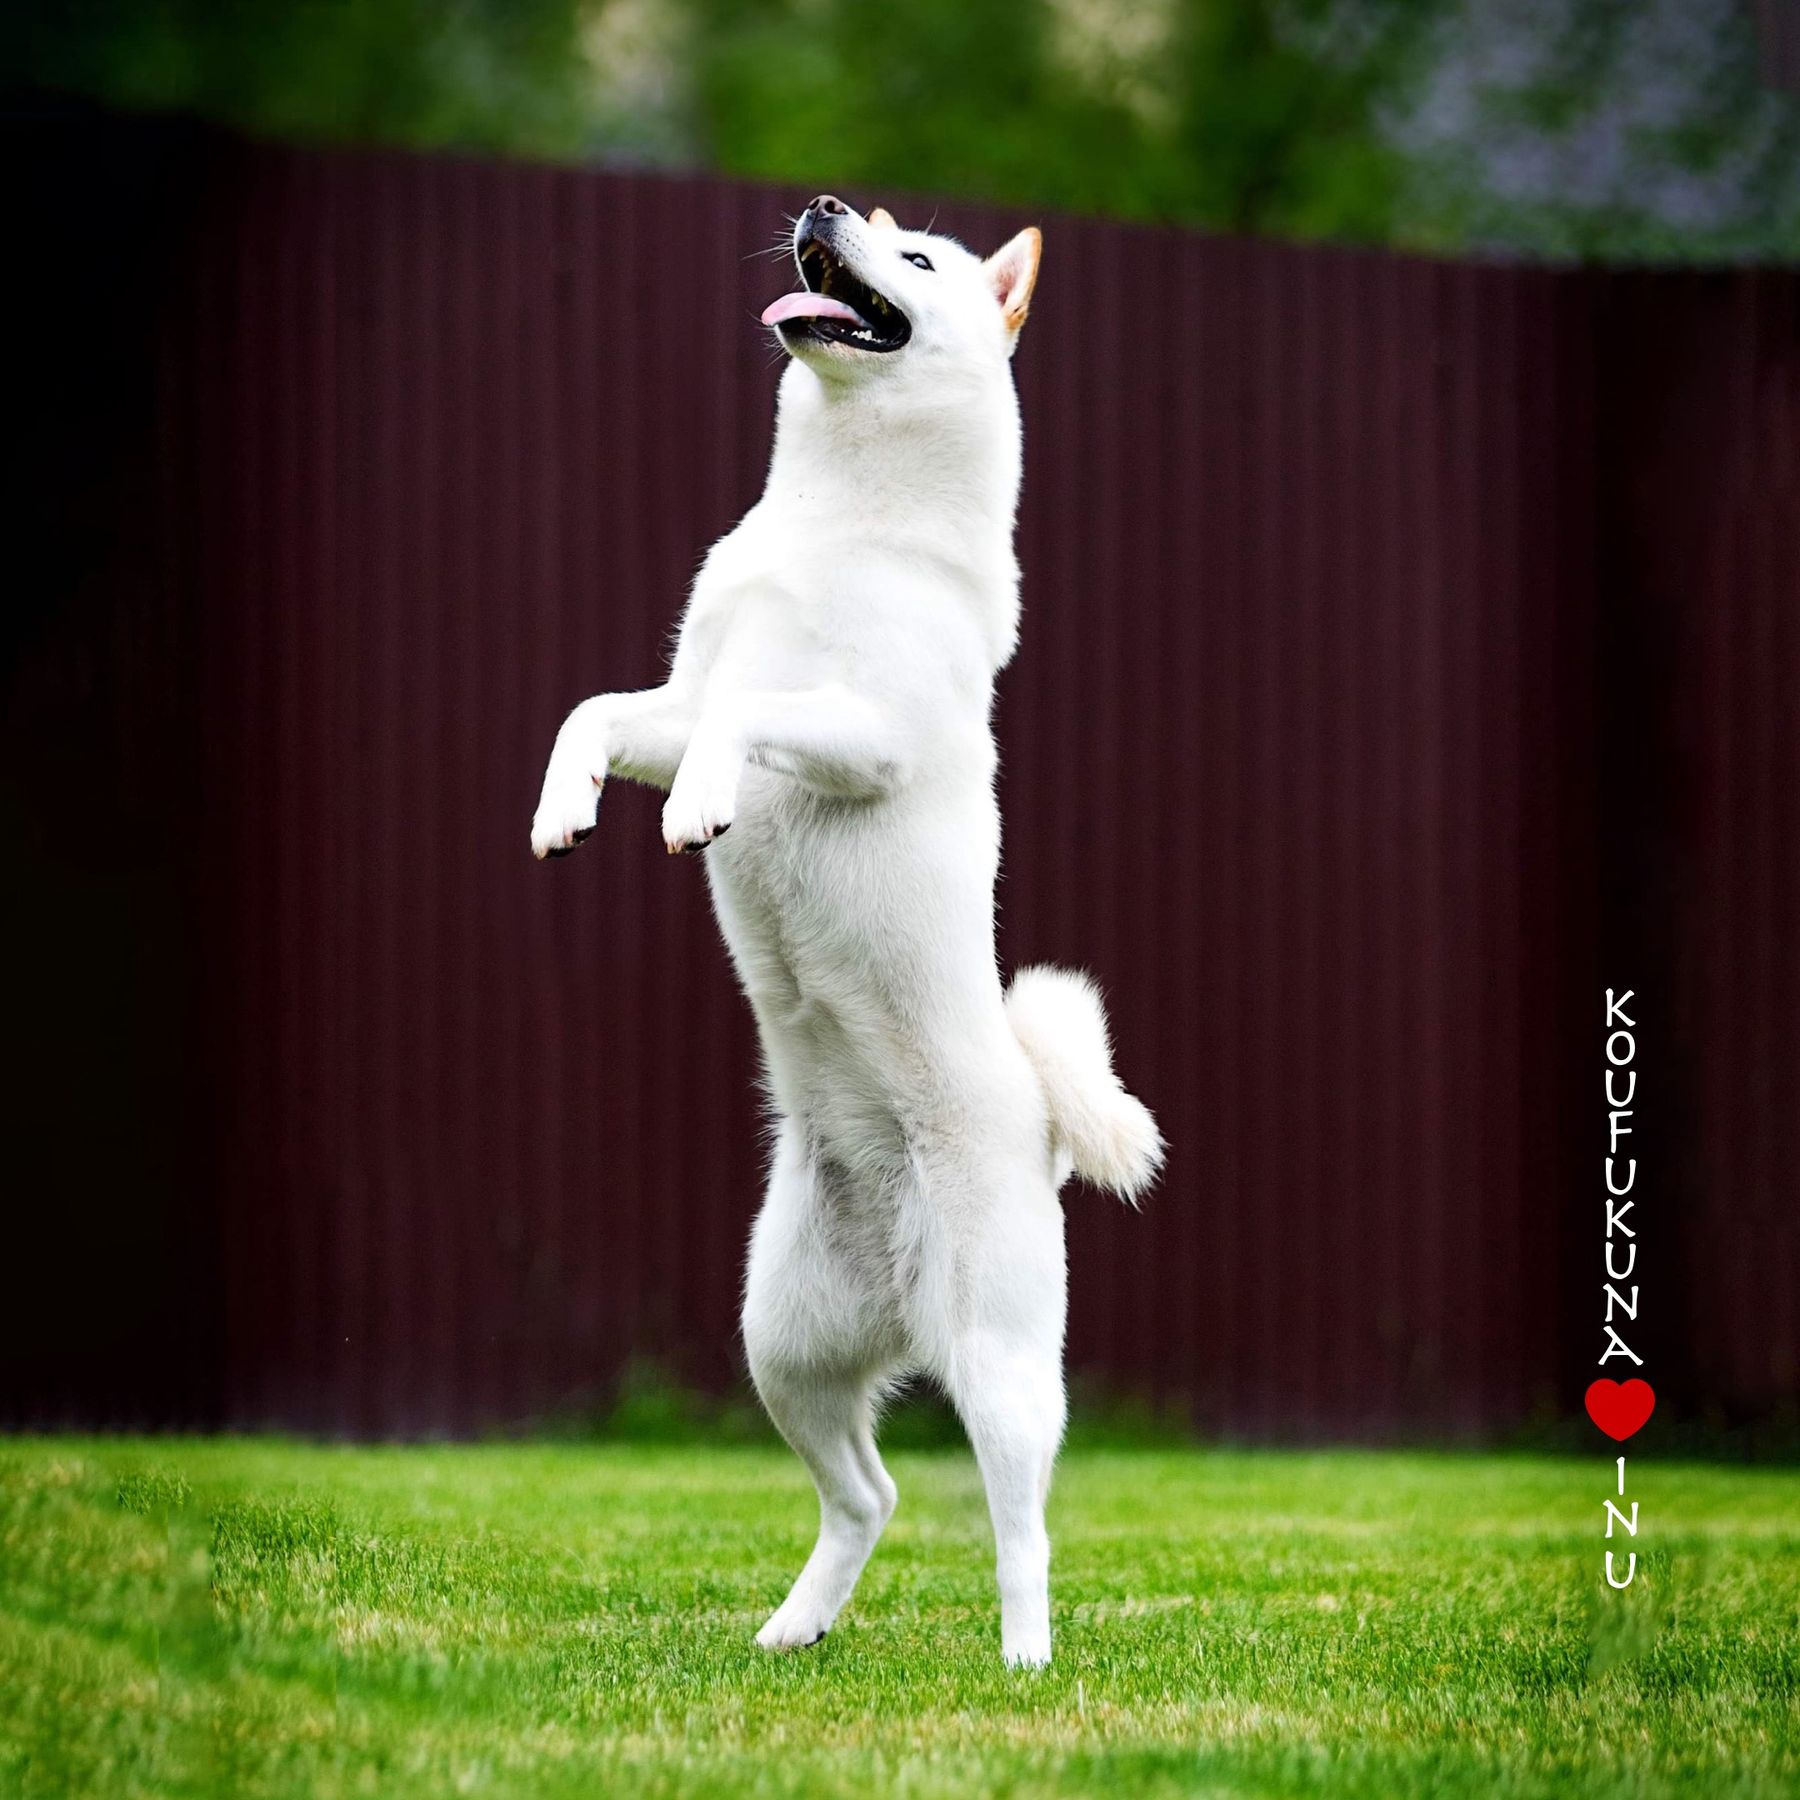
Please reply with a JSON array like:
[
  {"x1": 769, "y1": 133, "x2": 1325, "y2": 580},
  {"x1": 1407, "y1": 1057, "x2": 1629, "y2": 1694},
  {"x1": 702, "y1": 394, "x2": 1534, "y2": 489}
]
[
  {"x1": 661, "y1": 768, "x2": 737, "y2": 855},
  {"x1": 531, "y1": 766, "x2": 602, "y2": 860},
  {"x1": 531, "y1": 700, "x2": 610, "y2": 860}
]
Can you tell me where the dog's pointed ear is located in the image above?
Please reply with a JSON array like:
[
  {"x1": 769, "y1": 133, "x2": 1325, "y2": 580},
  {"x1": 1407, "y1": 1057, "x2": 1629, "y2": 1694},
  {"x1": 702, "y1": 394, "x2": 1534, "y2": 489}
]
[
  {"x1": 868, "y1": 206, "x2": 898, "y2": 231},
  {"x1": 984, "y1": 228, "x2": 1042, "y2": 342}
]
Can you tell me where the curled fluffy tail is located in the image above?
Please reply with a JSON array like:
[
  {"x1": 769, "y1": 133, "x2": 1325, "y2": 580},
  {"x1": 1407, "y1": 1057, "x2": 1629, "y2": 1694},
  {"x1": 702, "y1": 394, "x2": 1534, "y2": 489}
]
[{"x1": 1005, "y1": 965, "x2": 1165, "y2": 1203}]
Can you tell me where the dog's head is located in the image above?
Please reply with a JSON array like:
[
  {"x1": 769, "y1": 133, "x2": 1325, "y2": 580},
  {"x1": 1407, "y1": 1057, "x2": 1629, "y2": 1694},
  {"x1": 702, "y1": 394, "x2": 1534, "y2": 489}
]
[{"x1": 762, "y1": 196, "x2": 1041, "y2": 383}]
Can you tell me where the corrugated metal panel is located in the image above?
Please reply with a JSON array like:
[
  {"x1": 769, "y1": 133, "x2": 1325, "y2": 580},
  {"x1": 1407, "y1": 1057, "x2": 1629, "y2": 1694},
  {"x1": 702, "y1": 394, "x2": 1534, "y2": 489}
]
[
  {"x1": 1590, "y1": 269, "x2": 1800, "y2": 1424},
  {"x1": 4, "y1": 116, "x2": 1794, "y2": 1439}
]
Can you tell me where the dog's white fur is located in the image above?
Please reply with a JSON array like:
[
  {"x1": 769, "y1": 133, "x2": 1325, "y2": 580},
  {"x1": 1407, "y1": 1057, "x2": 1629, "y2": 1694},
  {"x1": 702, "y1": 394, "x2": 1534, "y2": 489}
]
[{"x1": 531, "y1": 200, "x2": 1162, "y2": 1666}]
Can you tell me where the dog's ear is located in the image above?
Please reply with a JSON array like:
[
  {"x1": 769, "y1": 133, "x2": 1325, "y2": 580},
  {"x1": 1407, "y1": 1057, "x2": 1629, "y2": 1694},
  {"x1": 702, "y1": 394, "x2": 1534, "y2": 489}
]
[
  {"x1": 984, "y1": 228, "x2": 1042, "y2": 342},
  {"x1": 868, "y1": 206, "x2": 898, "y2": 231}
]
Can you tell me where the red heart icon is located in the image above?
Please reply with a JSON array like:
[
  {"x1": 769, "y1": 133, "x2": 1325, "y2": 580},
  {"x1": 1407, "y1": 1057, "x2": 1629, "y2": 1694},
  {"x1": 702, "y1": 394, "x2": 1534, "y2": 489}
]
[{"x1": 1585, "y1": 1378, "x2": 1655, "y2": 1442}]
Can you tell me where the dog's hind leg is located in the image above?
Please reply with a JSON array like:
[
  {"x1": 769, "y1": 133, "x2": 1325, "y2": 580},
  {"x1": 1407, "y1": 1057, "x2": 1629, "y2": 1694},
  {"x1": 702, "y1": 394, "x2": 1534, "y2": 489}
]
[
  {"x1": 950, "y1": 1339, "x2": 1066, "y2": 1667},
  {"x1": 742, "y1": 1126, "x2": 900, "y2": 1651},
  {"x1": 747, "y1": 1368, "x2": 896, "y2": 1650},
  {"x1": 937, "y1": 1175, "x2": 1069, "y2": 1669}
]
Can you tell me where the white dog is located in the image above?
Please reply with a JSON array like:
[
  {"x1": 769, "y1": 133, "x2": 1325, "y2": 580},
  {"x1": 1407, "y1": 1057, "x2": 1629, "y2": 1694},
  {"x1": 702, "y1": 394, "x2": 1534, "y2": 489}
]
[{"x1": 531, "y1": 195, "x2": 1162, "y2": 1666}]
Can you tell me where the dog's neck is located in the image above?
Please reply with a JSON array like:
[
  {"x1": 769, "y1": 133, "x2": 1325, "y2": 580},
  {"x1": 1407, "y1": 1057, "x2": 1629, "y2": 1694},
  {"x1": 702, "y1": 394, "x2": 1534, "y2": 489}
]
[
  {"x1": 763, "y1": 365, "x2": 1024, "y2": 666},
  {"x1": 771, "y1": 365, "x2": 1020, "y2": 509}
]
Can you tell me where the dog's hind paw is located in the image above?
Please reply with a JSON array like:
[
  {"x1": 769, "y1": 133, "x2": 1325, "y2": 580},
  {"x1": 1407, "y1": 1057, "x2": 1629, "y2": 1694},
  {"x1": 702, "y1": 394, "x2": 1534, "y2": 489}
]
[{"x1": 754, "y1": 1605, "x2": 832, "y2": 1652}]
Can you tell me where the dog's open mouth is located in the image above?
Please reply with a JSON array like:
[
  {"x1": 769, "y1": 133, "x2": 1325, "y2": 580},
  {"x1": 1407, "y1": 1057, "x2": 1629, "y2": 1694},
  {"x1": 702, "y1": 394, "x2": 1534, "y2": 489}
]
[{"x1": 762, "y1": 236, "x2": 911, "y2": 353}]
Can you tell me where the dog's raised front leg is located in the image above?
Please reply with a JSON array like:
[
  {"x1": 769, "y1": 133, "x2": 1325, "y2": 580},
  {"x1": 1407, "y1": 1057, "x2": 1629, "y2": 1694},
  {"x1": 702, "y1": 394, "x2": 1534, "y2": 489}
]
[
  {"x1": 660, "y1": 687, "x2": 907, "y2": 852},
  {"x1": 531, "y1": 685, "x2": 696, "y2": 859}
]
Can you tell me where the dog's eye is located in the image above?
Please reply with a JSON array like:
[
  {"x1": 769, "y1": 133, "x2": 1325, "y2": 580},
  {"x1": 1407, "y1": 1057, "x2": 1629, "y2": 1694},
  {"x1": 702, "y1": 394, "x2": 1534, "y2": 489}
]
[{"x1": 901, "y1": 251, "x2": 934, "y2": 271}]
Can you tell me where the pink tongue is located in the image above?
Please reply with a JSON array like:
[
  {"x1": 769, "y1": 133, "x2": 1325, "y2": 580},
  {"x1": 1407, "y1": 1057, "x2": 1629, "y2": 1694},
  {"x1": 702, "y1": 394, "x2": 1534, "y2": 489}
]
[{"x1": 762, "y1": 291, "x2": 867, "y2": 328}]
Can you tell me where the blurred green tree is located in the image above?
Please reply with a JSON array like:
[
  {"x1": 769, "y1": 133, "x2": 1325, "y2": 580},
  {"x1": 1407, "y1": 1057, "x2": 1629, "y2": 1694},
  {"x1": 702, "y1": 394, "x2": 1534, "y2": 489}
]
[
  {"x1": 7, "y1": 0, "x2": 1797, "y2": 257},
  {"x1": 680, "y1": 0, "x2": 1443, "y2": 239},
  {"x1": 4, "y1": 0, "x2": 600, "y2": 155},
  {"x1": 1392, "y1": 0, "x2": 1800, "y2": 259}
]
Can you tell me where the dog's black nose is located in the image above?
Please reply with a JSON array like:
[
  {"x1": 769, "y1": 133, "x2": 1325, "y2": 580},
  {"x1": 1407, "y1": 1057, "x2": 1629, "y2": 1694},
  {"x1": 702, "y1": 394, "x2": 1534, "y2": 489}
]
[{"x1": 808, "y1": 194, "x2": 849, "y2": 218}]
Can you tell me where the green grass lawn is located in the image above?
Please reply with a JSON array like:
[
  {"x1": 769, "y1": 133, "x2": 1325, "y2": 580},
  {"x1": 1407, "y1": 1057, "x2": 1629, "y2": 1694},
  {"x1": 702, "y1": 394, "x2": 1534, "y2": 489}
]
[{"x1": 1, "y1": 1438, "x2": 1795, "y2": 1798}]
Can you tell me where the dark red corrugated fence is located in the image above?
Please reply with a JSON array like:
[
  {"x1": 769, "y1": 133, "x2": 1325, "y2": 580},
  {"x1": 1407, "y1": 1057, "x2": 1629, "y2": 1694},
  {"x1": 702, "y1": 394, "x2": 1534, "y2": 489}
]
[{"x1": 5, "y1": 111, "x2": 1796, "y2": 1439}]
